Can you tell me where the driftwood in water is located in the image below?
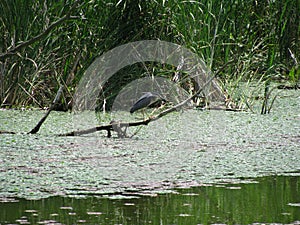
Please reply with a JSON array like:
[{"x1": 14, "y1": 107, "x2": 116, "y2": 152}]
[
  {"x1": 59, "y1": 72, "x2": 218, "y2": 138},
  {"x1": 0, "y1": 59, "x2": 235, "y2": 137},
  {"x1": 0, "y1": 86, "x2": 63, "y2": 135},
  {"x1": 59, "y1": 59, "x2": 236, "y2": 137},
  {"x1": 0, "y1": 130, "x2": 16, "y2": 134},
  {"x1": 28, "y1": 86, "x2": 64, "y2": 134}
]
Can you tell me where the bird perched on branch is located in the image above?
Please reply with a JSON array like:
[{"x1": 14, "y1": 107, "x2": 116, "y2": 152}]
[{"x1": 130, "y1": 92, "x2": 166, "y2": 114}]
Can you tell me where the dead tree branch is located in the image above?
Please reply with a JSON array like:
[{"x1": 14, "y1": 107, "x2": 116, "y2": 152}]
[
  {"x1": 28, "y1": 85, "x2": 64, "y2": 134},
  {"x1": 59, "y1": 71, "x2": 220, "y2": 137},
  {"x1": 59, "y1": 58, "x2": 236, "y2": 137},
  {"x1": 0, "y1": 58, "x2": 235, "y2": 136}
]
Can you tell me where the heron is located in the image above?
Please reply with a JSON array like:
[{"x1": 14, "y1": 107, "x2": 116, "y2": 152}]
[{"x1": 130, "y1": 92, "x2": 166, "y2": 114}]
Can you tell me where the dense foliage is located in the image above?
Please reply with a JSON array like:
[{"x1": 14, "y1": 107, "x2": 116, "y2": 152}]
[{"x1": 0, "y1": 0, "x2": 299, "y2": 109}]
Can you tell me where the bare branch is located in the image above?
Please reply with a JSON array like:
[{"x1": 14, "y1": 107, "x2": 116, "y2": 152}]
[
  {"x1": 59, "y1": 72, "x2": 218, "y2": 137},
  {"x1": 0, "y1": 57, "x2": 236, "y2": 137},
  {"x1": 28, "y1": 85, "x2": 64, "y2": 134},
  {"x1": 58, "y1": 58, "x2": 236, "y2": 137}
]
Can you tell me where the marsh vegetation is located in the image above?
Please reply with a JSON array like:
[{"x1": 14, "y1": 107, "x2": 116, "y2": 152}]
[
  {"x1": 0, "y1": 0, "x2": 299, "y2": 111},
  {"x1": 0, "y1": 1, "x2": 299, "y2": 224}
]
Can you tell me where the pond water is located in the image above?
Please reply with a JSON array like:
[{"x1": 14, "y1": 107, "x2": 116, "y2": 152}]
[
  {"x1": 1, "y1": 176, "x2": 300, "y2": 224},
  {"x1": 0, "y1": 89, "x2": 299, "y2": 224}
]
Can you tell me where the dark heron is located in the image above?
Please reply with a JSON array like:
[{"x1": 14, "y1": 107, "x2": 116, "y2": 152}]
[{"x1": 130, "y1": 92, "x2": 166, "y2": 114}]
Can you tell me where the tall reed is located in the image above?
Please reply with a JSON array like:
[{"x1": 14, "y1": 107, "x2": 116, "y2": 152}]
[{"x1": 0, "y1": 0, "x2": 299, "y2": 109}]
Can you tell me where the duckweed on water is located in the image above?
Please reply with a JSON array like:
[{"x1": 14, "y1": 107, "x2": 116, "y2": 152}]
[
  {"x1": 0, "y1": 91, "x2": 299, "y2": 200},
  {"x1": 0, "y1": 90, "x2": 299, "y2": 224}
]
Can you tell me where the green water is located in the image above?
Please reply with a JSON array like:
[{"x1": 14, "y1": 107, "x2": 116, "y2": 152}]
[
  {"x1": 0, "y1": 90, "x2": 299, "y2": 224},
  {"x1": 1, "y1": 176, "x2": 299, "y2": 224}
]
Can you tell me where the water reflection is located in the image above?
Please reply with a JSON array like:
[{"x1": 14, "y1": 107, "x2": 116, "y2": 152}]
[{"x1": 1, "y1": 176, "x2": 299, "y2": 224}]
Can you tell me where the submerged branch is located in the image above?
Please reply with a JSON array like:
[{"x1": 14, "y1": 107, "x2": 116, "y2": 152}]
[{"x1": 28, "y1": 85, "x2": 64, "y2": 134}]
